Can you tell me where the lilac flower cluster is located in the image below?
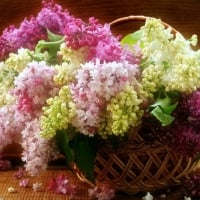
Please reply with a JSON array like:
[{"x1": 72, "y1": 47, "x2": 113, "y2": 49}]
[
  {"x1": 47, "y1": 174, "x2": 77, "y2": 195},
  {"x1": 21, "y1": 119, "x2": 59, "y2": 176},
  {"x1": 13, "y1": 61, "x2": 58, "y2": 116},
  {"x1": 0, "y1": 61, "x2": 60, "y2": 175},
  {"x1": 70, "y1": 60, "x2": 139, "y2": 136},
  {"x1": 170, "y1": 91, "x2": 200, "y2": 156},
  {"x1": 64, "y1": 17, "x2": 140, "y2": 63},
  {"x1": 0, "y1": 0, "x2": 74, "y2": 60}
]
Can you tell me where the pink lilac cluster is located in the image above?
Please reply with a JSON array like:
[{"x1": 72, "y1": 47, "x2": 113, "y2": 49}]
[
  {"x1": 64, "y1": 17, "x2": 141, "y2": 64},
  {"x1": 0, "y1": 105, "x2": 32, "y2": 147},
  {"x1": 13, "y1": 61, "x2": 58, "y2": 117},
  {"x1": 12, "y1": 62, "x2": 60, "y2": 175},
  {"x1": 21, "y1": 119, "x2": 59, "y2": 176},
  {"x1": 0, "y1": 61, "x2": 57, "y2": 150},
  {"x1": 36, "y1": 0, "x2": 75, "y2": 35},
  {"x1": 0, "y1": 0, "x2": 138, "y2": 65},
  {"x1": 70, "y1": 60, "x2": 139, "y2": 135},
  {"x1": 47, "y1": 174, "x2": 77, "y2": 196},
  {"x1": 88, "y1": 185, "x2": 115, "y2": 200},
  {"x1": 0, "y1": 61, "x2": 59, "y2": 174}
]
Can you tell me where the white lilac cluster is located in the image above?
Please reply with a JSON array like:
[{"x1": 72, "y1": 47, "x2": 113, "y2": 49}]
[{"x1": 140, "y1": 18, "x2": 200, "y2": 98}]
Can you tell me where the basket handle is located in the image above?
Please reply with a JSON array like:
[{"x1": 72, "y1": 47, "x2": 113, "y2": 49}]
[{"x1": 110, "y1": 15, "x2": 178, "y2": 34}]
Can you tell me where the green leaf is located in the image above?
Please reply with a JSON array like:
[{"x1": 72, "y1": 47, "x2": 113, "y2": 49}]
[
  {"x1": 151, "y1": 106, "x2": 175, "y2": 126},
  {"x1": 151, "y1": 95, "x2": 171, "y2": 109},
  {"x1": 55, "y1": 129, "x2": 74, "y2": 167},
  {"x1": 121, "y1": 30, "x2": 143, "y2": 46},
  {"x1": 30, "y1": 30, "x2": 65, "y2": 64},
  {"x1": 47, "y1": 29, "x2": 63, "y2": 42},
  {"x1": 163, "y1": 102, "x2": 178, "y2": 115},
  {"x1": 71, "y1": 134, "x2": 98, "y2": 182},
  {"x1": 151, "y1": 96, "x2": 178, "y2": 115}
]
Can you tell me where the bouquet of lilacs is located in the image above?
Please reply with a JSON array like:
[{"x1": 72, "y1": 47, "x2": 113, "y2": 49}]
[{"x1": 1, "y1": 0, "x2": 200, "y2": 197}]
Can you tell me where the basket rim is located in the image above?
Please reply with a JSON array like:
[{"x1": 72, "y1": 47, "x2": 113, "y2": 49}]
[{"x1": 110, "y1": 15, "x2": 178, "y2": 34}]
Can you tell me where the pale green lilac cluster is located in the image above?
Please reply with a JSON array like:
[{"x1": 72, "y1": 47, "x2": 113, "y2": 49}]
[
  {"x1": 0, "y1": 62, "x2": 16, "y2": 106},
  {"x1": 40, "y1": 85, "x2": 76, "y2": 138},
  {"x1": 5, "y1": 48, "x2": 33, "y2": 73},
  {"x1": 0, "y1": 48, "x2": 32, "y2": 106},
  {"x1": 100, "y1": 85, "x2": 143, "y2": 138},
  {"x1": 140, "y1": 18, "x2": 200, "y2": 98}
]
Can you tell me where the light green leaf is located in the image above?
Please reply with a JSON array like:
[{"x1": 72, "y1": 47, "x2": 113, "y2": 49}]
[
  {"x1": 121, "y1": 30, "x2": 143, "y2": 46},
  {"x1": 151, "y1": 95, "x2": 171, "y2": 109},
  {"x1": 163, "y1": 102, "x2": 178, "y2": 115},
  {"x1": 151, "y1": 106, "x2": 175, "y2": 126},
  {"x1": 47, "y1": 29, "x2": 63, "y2": 42}
]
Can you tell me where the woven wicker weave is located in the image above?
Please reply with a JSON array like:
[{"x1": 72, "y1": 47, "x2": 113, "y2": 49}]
[
  {"x1": 73, "y1": 16, "x2": 200, "y2": 194},
  {"x1": 93, "y1": 122, "x2": 199, "y2": 193},
  {"x1": 94, "y1": 142, "x2": 197, "y2": 194}
]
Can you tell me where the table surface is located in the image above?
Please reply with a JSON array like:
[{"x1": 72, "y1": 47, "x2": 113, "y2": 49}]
[{"x1": 0, "y1": 167, "x2": 185, "y2": 200}]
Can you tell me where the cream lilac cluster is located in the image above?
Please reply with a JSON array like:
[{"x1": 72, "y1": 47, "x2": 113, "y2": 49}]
[{"x1": 140, "y1": 18, "x2": 200, "y2": 99}]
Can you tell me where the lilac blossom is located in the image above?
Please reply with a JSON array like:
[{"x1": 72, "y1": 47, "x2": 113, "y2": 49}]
[
  {"x1": 184, "y1": 173, "x2": 200, "y2": 198},
  {"x1": 0, "y1": 17, "x2": 46, "y2": 60},
  {"x1": 0, "y1": 0, "x2": 75, "y2": 60},
  {"x1": 0, "y1": 105, "x2": 32, "y2": 148},
  {"x1": 19, "y1": 179, "x2": 29, "y2": 188},
  {"x1": 169, "y1": 91, "x2": 200, "y2": 156},
  {"x1": 88, "y1": 185, "x2": 115, "y2": 200},
  {"x1": 32, "y1": 182, "x2": 43, "y2": 192},
  {"x1": 64, "y1": 17, "x2": 140, "y2": 63},
  {"x1": 13, "y1": 61, "x2": 58, "y2": 117},
  {"x1": 47, "y1": 174, "x2": 77, "y2": 195},
  {"x1": 70, "y1": 60, "x2": 139, "y2": 135},
  {"x1": 21, "y1": 119, "x2": 59, "y2": 176},
  {"x1": 14, "y1": 167, "x2": 25, "y2": 179},
  {"x1": 37, "y1": 0, "x2": 75, "y2": 35}
]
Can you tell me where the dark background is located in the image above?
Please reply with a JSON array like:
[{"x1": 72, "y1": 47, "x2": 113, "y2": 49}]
[{"x1": 0, "y1": 0, "x2": 200, "y2": 41}]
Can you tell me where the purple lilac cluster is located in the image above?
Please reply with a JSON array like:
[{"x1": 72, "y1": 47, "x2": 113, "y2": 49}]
[
  {"x1": 184, "y1": 173, "x2": 200, "y2": 198},
  {"x1": 170, "y1": 91, "x2": 200, "y2": 157},
  {"x1": 138, "y1": 90, "x2": 200, "y2": 158},
  {"x1": 0, "y1": 0, "x2": 74, "y2": 60},
  {"x1": 0, "y1": 0, "x2": 140, "y2": 65}
]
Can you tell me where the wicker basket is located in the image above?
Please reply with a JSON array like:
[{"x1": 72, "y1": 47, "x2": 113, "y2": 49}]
[
  {"x1": 94, "y1": 139, "x2": 198, "y2": 194},
  {"x1": 73, "y1": 16, "x2": 200, "y2": 194},
  {"x1": 73, "y1": 129, "x2": 199, "y2": 194}
]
